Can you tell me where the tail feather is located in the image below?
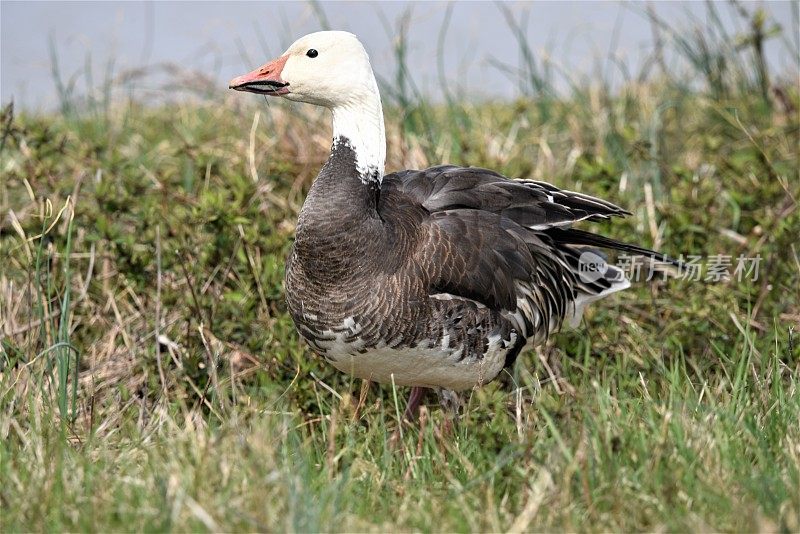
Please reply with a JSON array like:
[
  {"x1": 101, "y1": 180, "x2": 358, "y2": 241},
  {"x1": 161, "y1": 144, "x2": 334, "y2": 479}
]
[{"x1": 545, "y1": 227, "x2": 682, "y2": 268}]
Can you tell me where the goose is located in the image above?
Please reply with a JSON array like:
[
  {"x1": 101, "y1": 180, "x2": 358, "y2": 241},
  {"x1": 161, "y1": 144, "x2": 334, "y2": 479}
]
[{"x1": 229, "y1": 31, "x2": 674, "y2": 418}]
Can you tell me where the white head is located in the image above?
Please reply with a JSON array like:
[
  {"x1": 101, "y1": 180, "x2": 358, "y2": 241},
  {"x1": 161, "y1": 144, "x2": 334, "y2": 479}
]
[{"x1": 230, "y1": 31, "x2": 386, "y2": 179}]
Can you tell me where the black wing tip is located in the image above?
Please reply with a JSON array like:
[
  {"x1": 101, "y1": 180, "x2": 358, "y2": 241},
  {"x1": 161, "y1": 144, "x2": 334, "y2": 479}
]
[{"x1": 546, "y1": 227, "x2": 684, "y2": 269}]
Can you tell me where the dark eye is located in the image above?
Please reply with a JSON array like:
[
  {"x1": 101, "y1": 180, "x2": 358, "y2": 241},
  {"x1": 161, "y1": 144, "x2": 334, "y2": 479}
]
[{"x1": 306, "y1": 49, "x2": 318, "y2": 58}]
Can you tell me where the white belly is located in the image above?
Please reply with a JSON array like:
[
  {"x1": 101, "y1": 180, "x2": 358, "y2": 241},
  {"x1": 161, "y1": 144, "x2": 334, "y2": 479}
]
[{"x1": 325, "y1": 334, "x2": 511, "y2": 390}]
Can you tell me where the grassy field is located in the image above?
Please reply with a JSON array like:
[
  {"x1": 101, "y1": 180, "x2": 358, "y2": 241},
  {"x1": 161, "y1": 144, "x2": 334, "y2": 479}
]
[{"x1": 2, "y1": 5, "x2": 800, "y2": 532}]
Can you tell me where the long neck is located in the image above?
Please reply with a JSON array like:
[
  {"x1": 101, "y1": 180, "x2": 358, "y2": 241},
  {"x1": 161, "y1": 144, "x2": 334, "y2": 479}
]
[
  {"x1": 292, "y1": 80, "x2": 387, "y2": 264},
  {"x1": 330, "y1": 85, "x2": 386, "y2": 183}
]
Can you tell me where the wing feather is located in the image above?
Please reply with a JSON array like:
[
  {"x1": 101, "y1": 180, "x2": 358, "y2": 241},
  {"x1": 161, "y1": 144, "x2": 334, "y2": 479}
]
[
  {"x1": 378, "y1": 164, "x2": 673, "y2": 337},
  {"x1": 391, "y1": 165, "x2": 630, "y2": 231}
]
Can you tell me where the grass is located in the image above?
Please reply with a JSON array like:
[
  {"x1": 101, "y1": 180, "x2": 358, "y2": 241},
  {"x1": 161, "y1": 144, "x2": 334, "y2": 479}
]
[{"x1": 1, "y1": 3, "x2": 799, "y2": 531}]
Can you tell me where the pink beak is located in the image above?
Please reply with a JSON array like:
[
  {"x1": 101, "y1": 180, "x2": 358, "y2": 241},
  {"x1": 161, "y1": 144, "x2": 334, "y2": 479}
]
[{"x1": 229, "y1": 55, "x2": 290, "y2": 96}]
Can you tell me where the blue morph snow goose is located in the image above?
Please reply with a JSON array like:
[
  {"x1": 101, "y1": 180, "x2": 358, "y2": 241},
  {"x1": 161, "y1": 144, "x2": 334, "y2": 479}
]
[{"x1": 230, "y1": 31, "x2": 673, "y2": 416}]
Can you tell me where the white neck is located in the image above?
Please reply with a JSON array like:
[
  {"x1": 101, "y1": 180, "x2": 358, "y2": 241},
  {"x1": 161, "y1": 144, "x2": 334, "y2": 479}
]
[{"x1": 331, "y1": 84, "x2": 386, "y2": 182}]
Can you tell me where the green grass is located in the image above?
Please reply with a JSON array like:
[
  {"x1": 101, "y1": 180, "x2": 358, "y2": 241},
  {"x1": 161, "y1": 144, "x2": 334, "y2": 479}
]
[{"x1": 1, "y1": 5, "x2": 800, "y2": 531}]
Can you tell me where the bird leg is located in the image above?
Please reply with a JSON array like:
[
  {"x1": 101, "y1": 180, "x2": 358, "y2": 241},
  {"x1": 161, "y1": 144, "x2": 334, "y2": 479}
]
[
  {"x1": 403, "y1": 386, "x2": 427, "y2": 422},
  {"x1": 389, "y1": 386, "x2": 428, "y2": 450},
  {"x1": 435, "y1": 388, "x2": 462, "y2": 438},
  {"x1": 436, "y1": 388, "x2": 462, "y2": 422}
]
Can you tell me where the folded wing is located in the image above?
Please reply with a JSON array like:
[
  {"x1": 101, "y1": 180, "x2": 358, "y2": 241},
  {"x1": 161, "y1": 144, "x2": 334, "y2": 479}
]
[{"x1": 381, "y1": 165, "x2": 674, "y2": 341}]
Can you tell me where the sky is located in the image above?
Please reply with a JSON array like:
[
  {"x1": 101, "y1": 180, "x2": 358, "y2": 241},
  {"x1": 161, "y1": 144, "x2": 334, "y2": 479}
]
[{"x1": 1, "y1": 1, "x2": 797, "y2": 110}]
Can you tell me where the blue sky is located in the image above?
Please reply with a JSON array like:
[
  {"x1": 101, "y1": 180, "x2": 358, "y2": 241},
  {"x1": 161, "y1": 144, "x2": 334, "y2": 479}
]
[{"x1": 1, "y1": 1, "x2": 797, "y2": 109}]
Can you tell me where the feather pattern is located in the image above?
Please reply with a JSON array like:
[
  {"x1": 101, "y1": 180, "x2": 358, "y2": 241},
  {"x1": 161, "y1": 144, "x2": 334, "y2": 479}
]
[{"x1": 283, "y1": 141, "x2": 671, "y2": 390}]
